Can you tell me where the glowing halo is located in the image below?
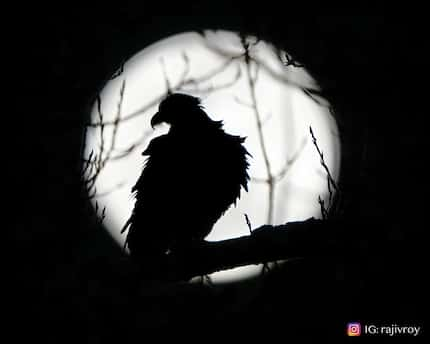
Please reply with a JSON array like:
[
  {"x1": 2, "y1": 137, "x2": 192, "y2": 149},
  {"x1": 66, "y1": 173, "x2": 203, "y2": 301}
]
[{"x1": 83, "y1": 30, "x2": 341, "y2": 283}]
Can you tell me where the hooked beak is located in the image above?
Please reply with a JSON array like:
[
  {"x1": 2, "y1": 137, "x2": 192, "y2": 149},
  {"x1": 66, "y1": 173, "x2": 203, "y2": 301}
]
[{"x1": 150, "y1": 111, "x2": 163, "y2": 129}]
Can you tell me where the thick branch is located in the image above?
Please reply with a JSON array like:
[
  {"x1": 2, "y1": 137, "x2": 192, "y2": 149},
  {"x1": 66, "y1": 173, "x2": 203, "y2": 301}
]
[{"x1": 146, "y1": 218, "x2": 359, "y2": 281}]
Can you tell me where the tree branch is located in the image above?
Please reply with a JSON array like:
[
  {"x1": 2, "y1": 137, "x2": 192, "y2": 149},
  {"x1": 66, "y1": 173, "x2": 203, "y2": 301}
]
[{"x1": 141, "y1": 217, "x2": 353, "y2": 282}]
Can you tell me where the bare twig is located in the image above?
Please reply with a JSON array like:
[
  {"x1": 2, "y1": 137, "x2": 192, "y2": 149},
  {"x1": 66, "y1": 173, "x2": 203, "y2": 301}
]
[
  {"x1": 96, "y1": 95, "x2": 105, "y2": 179},
  {"x1": 250, "y1": 177, "x2": 268, "y2": 184},
  {"x1": 318, "y1": 195, "x2": 329, "y2": 220},
  {"x1": 178, "y1": 52, "x2": 191, "y2": 83},
  {"x1": 273, "y1": 138, "x2": 308, "y2": 182},
  {"x1": 284, "y1": 52, "x2": 304, "y2": 68},
  {"x1": 160, "y1": 57, "x2": 172, "y2": 94},
  {"x1": 309, "y1": 126, "x2": 341, "y2": 218},
  {"x1": 105, "y1": 80, "x2": 126, "y2": 163},
  {"x1": 309, "y1": 126, "x2": 338, "y2": 194},
  {"x1": 110, "y1": 60, "x2": 125, "y2": 80},
  {"x1": 244, "y1": 213, "x2": 252, "y2": 234},
  {"x1": 260, "y1": 112, "x2": 273, "y2": 127},
  {"x1": 242, "y1": 40, "x2": 274, "y2": 225},
  {"x1": 302, "y1": 88, "x2": 326, "y2": 106},
  {"x1": 180, "y1": 65, "x2": 241, "y2": 95}
]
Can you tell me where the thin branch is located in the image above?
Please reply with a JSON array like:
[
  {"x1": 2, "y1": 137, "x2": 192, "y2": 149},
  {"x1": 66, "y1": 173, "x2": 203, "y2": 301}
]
[
  {"x1": 160, "y1": 57, "x2": 172, "y2": 94},
  {"x1": 178, "y1": 52, "x2": 191, "y2": 85},
  {"x1": 273, "y1": 137, "x2": 308, "y2": 182},
  {"x1": 182, "y1": 56, "x2": 238, "y2": 87},
  {"x1": 96, "y1": 95, "x2": 105, "y2": 178},
  {"x1": 105, "y1": 80, "x2": 126, "y2": 162},
  {"x1": 106, "y1": 127, "x2": 155, "y2": 162},
  {"x1": 318, "y1": 195, "x2": 329, "y2": 220},
  {"x1": 250, "y1": 60, "x2": 260, "y2": 85},
  {"x1": 87, "y1": 95, "x2": 162, "y2": 128},
  {"x1": 244, "y1": 213, "x2": 253, "y2": 234},
  {"x1": 110, "y1": 60, "x2": 125, "y2": 80},
  {"x1": 180, "y1": 64, "x2": 241, "y2": 95},
  {"x1": 243, "y1": 43, "x2": 274, "y2": 225},
  {"x1": 109, "y1": 144, "x2": 139, "y2": 161},
  {"x1": 309, "y1": 126, "x2": 338, "y2": 193},
  {"x1": 82, "y1": 149, "x2": 94, "y2": 175},
  {"x1": 309, "y1": 126, "x2": 341, "y2": 218},
  {"x1": 302, "y1": 88, "x2": 326, "y2": 106},
  {"x1": 260, "y1": 112, "x2": 273, "y2": 127},
  {"x1": 251, "y1": 177, "x2": 270, "y2": 184},
  {"x1": 284, "y1": 52, "x2": 304, "y2": 68}
]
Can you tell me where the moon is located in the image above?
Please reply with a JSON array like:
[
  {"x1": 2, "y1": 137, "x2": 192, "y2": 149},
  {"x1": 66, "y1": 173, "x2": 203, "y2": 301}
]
[{"x1": 84, "y1": 30, "x2": 341, "y2": 283}]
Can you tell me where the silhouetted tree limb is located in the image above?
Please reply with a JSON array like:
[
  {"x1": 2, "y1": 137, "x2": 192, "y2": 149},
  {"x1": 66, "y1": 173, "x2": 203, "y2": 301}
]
[
  {"x1": 149, "y1": 217, "x2": 355, "y2": 282},
  {"x1": 309, "y1": 126, "x2": 342, "y2": 218}
]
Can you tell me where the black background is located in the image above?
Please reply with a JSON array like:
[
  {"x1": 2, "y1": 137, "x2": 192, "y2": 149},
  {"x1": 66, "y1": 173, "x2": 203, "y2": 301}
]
[{"x1": 12, "y1": 8, "x2": 425, "y2": 342}]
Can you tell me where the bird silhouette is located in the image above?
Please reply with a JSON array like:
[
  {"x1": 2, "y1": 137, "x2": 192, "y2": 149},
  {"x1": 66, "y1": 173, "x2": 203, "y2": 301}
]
[{"x1": 122, "y1": 93, "x2": 250, "y2": 273}]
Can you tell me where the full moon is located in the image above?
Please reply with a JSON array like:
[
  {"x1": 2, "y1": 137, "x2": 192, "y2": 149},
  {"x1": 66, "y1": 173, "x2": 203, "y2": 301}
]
[{"x1": 84, "y1": 30, "x2": 341, "y2": 283}]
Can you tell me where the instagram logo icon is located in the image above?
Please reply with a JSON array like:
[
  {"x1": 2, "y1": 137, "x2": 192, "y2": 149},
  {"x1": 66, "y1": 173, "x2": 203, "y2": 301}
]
[{"x1": 347, "y1": 322, "x2": 361, "y2": 336}]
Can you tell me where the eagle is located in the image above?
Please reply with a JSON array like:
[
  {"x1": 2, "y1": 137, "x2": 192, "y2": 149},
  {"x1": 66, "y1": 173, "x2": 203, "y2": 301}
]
[{"x1": 122, "y1": 93, "x2": 250, "y2": 272}]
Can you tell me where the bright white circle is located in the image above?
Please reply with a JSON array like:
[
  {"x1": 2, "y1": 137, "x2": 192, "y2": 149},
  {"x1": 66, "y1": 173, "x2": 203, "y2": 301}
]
[{"x1": 84, "y1": 30, "x2": 341, "y2": 283}]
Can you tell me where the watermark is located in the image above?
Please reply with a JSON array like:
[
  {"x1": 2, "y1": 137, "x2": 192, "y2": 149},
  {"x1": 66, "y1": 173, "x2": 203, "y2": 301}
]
[
  {"x1": 347, "y1": 322, "x2": 422, "y2": 337},
  {"x1": 347, "y1": 322, "x2": 361, "y2": 336}
]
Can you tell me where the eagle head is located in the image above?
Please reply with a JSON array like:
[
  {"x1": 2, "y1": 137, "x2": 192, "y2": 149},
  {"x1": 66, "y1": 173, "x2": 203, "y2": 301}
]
[{"x1": 151, "y1": 93, "x2": 207, "y2": 129}]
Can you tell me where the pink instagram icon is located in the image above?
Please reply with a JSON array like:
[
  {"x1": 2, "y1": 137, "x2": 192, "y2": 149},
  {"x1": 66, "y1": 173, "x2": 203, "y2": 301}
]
[{"x1": 347, "y1": 322, "x2": 361, "y2": 336}]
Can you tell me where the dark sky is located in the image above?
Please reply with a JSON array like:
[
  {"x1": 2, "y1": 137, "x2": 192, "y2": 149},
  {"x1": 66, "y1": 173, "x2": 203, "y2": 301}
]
[{"x1": 12, "y1": 9, "x2": 425, "y2": 341}]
